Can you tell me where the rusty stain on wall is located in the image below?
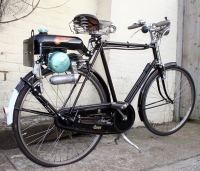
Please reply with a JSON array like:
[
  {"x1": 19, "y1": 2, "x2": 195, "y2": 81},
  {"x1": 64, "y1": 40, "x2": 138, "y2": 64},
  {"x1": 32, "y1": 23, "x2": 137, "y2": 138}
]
[{"x1": 0, "y1": 71, "x2": 8, "y2": 81}]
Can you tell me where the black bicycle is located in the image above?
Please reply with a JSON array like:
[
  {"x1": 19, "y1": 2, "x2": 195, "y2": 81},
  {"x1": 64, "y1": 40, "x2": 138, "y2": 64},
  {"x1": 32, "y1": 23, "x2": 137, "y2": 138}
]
[{"x1": 5, "y1": 14, "x2": 195, "y2": 167}]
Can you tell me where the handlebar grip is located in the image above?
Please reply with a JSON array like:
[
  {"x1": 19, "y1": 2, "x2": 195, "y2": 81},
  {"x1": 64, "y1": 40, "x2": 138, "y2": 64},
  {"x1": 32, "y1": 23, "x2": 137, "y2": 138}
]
[
  {"x1": 155, "y1": 20, "x2": 170, "y2": 27},
  {"x1": 128, "y1": 23, "x2": 142, "y2": 30}
]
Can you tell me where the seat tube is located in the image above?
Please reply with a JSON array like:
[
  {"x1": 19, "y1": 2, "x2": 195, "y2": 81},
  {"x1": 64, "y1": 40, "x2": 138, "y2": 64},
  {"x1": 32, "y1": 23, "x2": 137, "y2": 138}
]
[{"x1": 100, "y1": 48, "x2": 117, "y2": 102}]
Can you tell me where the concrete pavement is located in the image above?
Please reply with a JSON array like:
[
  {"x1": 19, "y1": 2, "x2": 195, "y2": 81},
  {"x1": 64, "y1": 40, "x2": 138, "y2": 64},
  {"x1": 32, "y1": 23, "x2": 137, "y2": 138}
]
[{"x1": 0, "y1": 120, "x2": 200, "y2": 171}]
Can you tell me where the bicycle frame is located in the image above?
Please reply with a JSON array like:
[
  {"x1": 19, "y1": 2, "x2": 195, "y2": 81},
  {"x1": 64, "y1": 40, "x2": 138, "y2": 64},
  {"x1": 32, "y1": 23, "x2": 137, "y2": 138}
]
[
  {"x1": 4, "y1": 29, "x2": 172, "y2": 127},
  {"x1": 7, "y1": 35, "x2": 171, "y2": 131},
  {"x1": 67, "y1": 36, "x2": 159, "y2": 114}
]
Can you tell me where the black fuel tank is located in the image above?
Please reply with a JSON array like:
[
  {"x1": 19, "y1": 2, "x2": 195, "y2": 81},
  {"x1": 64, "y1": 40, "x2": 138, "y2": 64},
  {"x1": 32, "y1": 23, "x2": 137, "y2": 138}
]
[{"x1": 33, "y1": 34, "x2": 88, "y2": 55}]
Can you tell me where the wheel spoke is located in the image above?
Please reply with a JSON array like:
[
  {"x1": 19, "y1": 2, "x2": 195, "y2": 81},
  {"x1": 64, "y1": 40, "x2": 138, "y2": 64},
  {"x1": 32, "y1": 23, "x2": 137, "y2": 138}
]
[
  {"x1": 47, "y1": 129, "x2": 64, "y2": 160},
  {"x1": 145, "y1": 101, "x2": 170, "y2": 110},
  {"x1": 13, "y1": 69, "x2": 105, "y2": 166},
  {"x1": 142, "y1": 66, "x2": 195, "y2": 136}
]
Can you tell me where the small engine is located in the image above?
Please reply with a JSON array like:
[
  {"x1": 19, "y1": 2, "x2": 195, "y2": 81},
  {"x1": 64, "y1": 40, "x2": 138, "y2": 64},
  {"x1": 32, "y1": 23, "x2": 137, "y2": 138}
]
[
  {"x1": 48, "y1": 52, "x2": 70, "y2": 73},
  {"x1": 49, "y1": 53, "x2": 85, "y2": 85}
]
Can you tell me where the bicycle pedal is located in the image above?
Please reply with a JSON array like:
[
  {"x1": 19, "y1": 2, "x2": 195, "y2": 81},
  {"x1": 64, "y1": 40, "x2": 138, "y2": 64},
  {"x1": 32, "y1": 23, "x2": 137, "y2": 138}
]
[{"x1": 111, "y1": 101, "x2": 128, "y2": 110}]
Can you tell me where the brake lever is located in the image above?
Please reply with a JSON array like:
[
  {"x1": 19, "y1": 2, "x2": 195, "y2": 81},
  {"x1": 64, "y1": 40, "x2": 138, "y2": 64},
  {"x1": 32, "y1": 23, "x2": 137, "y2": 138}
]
[{"x1": 130, "y1": 28, "x2": 142, "y2": 38}]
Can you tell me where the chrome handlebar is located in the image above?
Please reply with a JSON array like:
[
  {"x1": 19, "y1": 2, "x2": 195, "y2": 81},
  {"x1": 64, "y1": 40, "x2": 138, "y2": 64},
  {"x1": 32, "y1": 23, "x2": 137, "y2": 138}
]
[{"x1": 128, "y1": 18, "x2": 171, "y2": 35}]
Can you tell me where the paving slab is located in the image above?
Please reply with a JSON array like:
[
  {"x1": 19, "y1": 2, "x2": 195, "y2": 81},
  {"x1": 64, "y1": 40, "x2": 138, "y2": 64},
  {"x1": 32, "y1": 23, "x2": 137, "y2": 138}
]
[
  {"x1": 149, "y1": 155, "x2": 200, "y2": 171},
  {"x1": 0, "y1": 120, "x2": 200, "y2": 171}
]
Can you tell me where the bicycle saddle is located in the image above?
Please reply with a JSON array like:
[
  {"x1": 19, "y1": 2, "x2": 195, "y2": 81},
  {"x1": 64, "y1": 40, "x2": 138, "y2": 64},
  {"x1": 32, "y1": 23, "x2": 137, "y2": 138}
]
[{"x1": 73, "y1": 14, "x2": 112, "y2": 33}]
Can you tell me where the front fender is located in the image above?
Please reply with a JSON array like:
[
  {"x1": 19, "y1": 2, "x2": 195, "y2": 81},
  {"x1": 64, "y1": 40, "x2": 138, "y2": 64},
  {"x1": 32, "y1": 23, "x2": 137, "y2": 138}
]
[
  {"x1": 137, "y1": 62, "x2": 177, "y2": 121},
  {"x1": 3, "y1": 71, "x2": 33, "y2": 125}
]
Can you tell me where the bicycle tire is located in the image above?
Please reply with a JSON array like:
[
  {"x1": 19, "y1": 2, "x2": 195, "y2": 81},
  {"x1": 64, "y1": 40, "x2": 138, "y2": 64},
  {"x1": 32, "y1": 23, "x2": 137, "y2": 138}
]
[
  {"x1": 12, "y1": 68, "x2": 107, "y2": 167},
  {"x1": 141, "y1": 65, "x2": 195, "y2": 136}
]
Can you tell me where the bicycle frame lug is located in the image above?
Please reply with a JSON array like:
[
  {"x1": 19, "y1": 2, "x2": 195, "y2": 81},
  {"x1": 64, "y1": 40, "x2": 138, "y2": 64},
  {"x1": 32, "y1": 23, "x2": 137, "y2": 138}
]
[
  {"x1": 73, "y1": 110, "x2": 79, "y2": 122},
  {"x1": 166, "y1": 99, "x2": 173, "y2": 104},
  {"x1": 162, "y1": 70, "x2": 166, "y2": 80},
  {"x1": 32, "y1": 60, "x2": 42, "y2": 79},
  {"x1": 111, "y1": 101, "x2": 128, "y2": 110},
  {"x1": 39, "y1": 81, "x2": 44, "y2": 93},
  {"x1": 156, "y1": 64, "x2": 166, "y2": 80},
  {"x1": 58, "y1": 113, "x2": 64, "y2": 120}
]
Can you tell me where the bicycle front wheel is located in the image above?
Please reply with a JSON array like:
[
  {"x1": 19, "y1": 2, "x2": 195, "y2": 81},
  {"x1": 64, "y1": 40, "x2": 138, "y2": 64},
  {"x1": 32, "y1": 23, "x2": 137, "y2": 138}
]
[
  {"x1": 141, "y1": 65, "x2": 195, "y2": 136},
  {"x1": 12, "y1": 69, "x2": 107, "y2": 167}
]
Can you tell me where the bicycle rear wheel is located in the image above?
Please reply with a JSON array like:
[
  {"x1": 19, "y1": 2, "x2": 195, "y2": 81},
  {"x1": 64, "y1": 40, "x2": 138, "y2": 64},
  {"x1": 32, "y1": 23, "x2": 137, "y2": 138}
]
[
  {"x1": 12, "y1": 69, "x2": 107, "y2": 167},
  {"x1": 141, "y1": 65, "x2": 195, "y2": 136}
]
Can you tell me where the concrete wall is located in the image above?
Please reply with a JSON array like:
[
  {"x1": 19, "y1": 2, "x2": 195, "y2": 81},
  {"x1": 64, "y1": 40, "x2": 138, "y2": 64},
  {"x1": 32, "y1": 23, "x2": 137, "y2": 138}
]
[
  {"x1": 0, "y1": 0, "x2": 178, "y2": 127},
  {"x1": 177, "y1": 0, "x2": 200, "y2": 120}
]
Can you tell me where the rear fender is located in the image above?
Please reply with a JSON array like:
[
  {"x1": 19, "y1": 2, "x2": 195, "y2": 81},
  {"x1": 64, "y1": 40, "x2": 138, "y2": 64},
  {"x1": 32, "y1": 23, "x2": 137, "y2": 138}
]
[
  {"x1": 90, "y1": 70, "x2": 111, "y2": 102},
  {"x1": 81, "y1": 64, "x2": 111, "y2": 102},
  {"x1": 4, "y1": 71, "x2": 34, "y2": 125}
]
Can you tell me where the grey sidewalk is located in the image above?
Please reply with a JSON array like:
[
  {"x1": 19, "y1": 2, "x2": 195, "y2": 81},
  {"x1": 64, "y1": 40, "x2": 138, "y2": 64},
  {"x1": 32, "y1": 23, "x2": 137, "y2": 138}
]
[{"x1": 0, "y1": 120, "x2": 200, "y2": 171}]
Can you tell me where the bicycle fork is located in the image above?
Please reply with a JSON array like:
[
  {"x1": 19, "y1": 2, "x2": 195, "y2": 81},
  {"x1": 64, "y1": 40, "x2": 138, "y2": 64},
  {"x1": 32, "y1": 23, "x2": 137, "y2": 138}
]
[{"x1": 157, "y1": 65, "x2": 173, "y2": 104}]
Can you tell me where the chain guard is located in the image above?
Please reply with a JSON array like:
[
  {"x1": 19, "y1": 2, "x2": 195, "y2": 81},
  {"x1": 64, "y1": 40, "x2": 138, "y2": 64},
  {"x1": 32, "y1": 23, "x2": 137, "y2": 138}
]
[
  {"x1": 54, "y1": 112, "x2": 119, "y2": 134},
  {"x1": 54, "y1": 105, "x2": 135, "y2": 134},
  {"x1": 113, "y1": 105, "x2": 135, "y2": 132}
]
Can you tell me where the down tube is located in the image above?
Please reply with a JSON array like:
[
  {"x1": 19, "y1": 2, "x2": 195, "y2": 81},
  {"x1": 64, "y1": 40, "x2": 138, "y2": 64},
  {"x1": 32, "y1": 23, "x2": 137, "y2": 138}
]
[{"x1": 125, "y1": 59, "x2": 157, "y2": 104}]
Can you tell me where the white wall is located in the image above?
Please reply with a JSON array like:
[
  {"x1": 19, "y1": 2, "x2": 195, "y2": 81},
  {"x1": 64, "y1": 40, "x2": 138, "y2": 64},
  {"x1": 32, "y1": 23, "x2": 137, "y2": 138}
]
[
  {"x1": 0, "y1": 0, "x2": 98, "y2": 119},
  {"x1": 107, "y1": 0, "x2": 178, "y2": 126},
  {"x1": 0, "y1": 0, "x2": 178, "y2": 126}
]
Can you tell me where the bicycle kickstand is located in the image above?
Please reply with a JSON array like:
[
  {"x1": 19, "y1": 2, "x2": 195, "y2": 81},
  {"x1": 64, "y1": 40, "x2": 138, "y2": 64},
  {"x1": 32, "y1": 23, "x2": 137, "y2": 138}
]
[{"x1": 114, "y1": 133, "x2": 141, "y2": 153}]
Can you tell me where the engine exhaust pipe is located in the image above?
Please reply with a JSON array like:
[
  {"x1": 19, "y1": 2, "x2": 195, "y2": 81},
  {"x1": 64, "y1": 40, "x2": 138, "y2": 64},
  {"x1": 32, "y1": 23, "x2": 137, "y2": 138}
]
[{"x1": 49, "y1": 74, "x2": 79, "y2": 85}]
